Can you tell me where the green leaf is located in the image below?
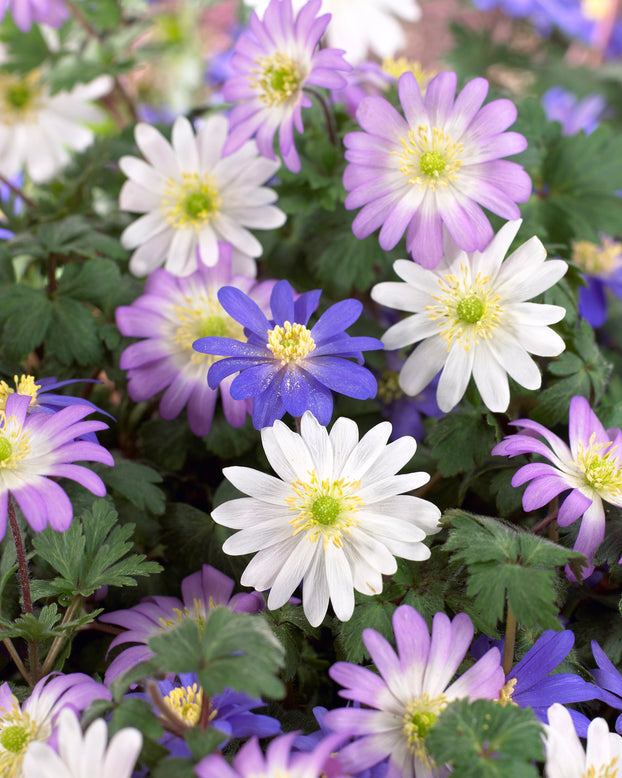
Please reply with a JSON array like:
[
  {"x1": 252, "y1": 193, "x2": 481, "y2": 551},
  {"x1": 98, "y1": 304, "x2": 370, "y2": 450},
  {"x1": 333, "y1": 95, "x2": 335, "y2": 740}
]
[
  {"x1": 203, "y1": 415, "x2": 259, "y2": 460},
  {"x1": 0, "y1": 285, "x2": 53, "y2": 360},
  {"x1": 58, "y1": 258, "x2": 122, "y2": 306},
  {"x1": 46, "y1": 298, "x2": 102, "y2": 366},
  {"x1": 184, "y1": 727, "x2": 227, "y2": 761},
  {"x1": 443, "y1": 510, "x2": 585, "y2": 631},
  {"x1": 336, "y1": 598, "x2": 396, "y2": 664},
  {"x1": 92, "y1": 457, "x2": 166, "y2": 515},
  {"x1": 427, "y1": 698, "x2": 544, "y2": 778},
  {"x1": 148, "y1": 607, "x2": 286, "y2": 700},
  {"x1": 428, "y1": 409, "x2": 499, "y2": 477},
  {"x1": 31, "y1": 498, "x2": 161, "y2": 599}
]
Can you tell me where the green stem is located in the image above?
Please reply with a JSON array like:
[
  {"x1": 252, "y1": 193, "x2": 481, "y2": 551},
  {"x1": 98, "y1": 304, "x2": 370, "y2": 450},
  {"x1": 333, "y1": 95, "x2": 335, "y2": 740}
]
[
  {"x1": 40, "y1": 595, "x2": 82, "y2": 676},
  {"x1": 503, "y1": 602, "x2": 517, "y2": 677},
  {"x1": 0, "y1": 172, "x2": 36, "y2": 209},
  {"x1": 2, "y1": 638, "x2": 32, "y2": 685},
  {"x1": 303, "y1": 86, "x2": 337, "y2": 148}
]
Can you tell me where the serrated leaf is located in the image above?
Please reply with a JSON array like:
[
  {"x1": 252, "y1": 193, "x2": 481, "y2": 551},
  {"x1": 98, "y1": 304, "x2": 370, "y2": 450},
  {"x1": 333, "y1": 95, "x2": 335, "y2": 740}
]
[
  {"x1": 92, "y1": 458, "x2": 166, "y2": 515},
  {"x1": 0, "y1": 285, "x2": 53, "y2": 360},
  {"x1": 148, "y1": 608, "x2": 285, "y2": 701},
  {"x1": 428, "y1": 409, "x2": 498, "y2": 477},
  {"x1": 46, "y1": 298, "x2": 102, "y2": 365},
  {"x1": 427, "y1": 698, "x2": 544, "y2": 778},
  {"x1": 184, "y1": 727, "x2": 227, "y2": 761},
  {"x1": 58, "y1": 258, "x2": 122, "y2": 306},
  {"x1": 336, "y1": 598, "x2": 396, "y2": 664},
  {"x1": 444, "y1": 510, "x2": 584, "y2": 631}
]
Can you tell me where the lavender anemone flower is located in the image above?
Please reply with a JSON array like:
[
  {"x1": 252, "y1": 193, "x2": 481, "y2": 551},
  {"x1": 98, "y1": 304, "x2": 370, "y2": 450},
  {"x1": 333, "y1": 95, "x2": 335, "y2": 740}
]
[
  {"x1": 541, "y1": 87, "x2": 606, "y2": 136},
  {"x1": 0, "y1": 673, "x2": 111, "y2": 776},
  {"x1": 492, "y1": 395, "x2": 622, "y2": 579},
  {"x1": 115, "y1": 245, "x2": 276, "y2": 436},
  {"x1": 193, "y1": 279, "x2": 383, "y2": 429},
  {"x1": 571, "y1": 236, "x2": 622, "y2": 328},
  {"x1": 343, "y1": 70, "x2": 532, "y2": 268},
  {"x1": 148, "y1": 672, "x2": 280, "y2": 755},
  {"x1": 498, "y1": 629, "x2": 599, "y2": 736},
  {"x1": 195, "y1": 731, "x2": 350, "y2": 778},
  {"x1": 0, "y1": 393, "x2": 114, "y2": 538},
  {"x1": 0, "y1": 0, "x2": 74, "y2": 30},
  {"x1": 323, "y1": 605, "x2": 505, "y2": 777},
  {"x1": 100, "y1": 564, "x2": 265, "y2": 684},
  {"x1": 590, "y1": 640, "x2": 622, "y2": 734},
  {"x1": 222, "y1": 0, "x2": 351, "y2": 173}
]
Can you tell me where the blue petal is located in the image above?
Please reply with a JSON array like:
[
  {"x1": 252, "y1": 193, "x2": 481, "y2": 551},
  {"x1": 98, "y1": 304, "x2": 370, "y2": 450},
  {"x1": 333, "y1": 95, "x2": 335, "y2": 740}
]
[
  {"x1": 313, "y1": 335, "x2": 383, "y2": 359},
  {"x1": 578, "y1": 278, "x2": 607, "y2": 328},
  {"x1": 252, "y1": 387, "x2": 285, "y2": 428},
  {"x1": 207, "y1": 357, "x2": 263, "y2": 388},
  {"x1": 230, "y1": 363, "x2": 279, "y2": 400},
  {"x1": 281, "y1": 367, "x2": 310, "y2": 417},
  {"x1": 194, "y1": 336, "x2": 268, "y2": 357},
  {"x1": 218, "y1": 286, "x2": 271, "y2": 338},
  {"x1": 303, "y1": 357, "x2": 378, "y2": 399},
  {"x1": 511, "y1": 630, "x2": 574, "y2": 687},
  {"x1": 303, "y1": 376, "x2": 334, "y2": 426},
  {"x1": 514, "y1": 674, "x2": 599, "y2": 708},
  {"x1": 311, "y1": 299, "x2": 363, "y2": 341},
  {"x1": 293, "y1": 289, "x2": 321, "y2": 325},
  {"x1": 270, "y1": 280, "x2": 296, "y2": 325}
]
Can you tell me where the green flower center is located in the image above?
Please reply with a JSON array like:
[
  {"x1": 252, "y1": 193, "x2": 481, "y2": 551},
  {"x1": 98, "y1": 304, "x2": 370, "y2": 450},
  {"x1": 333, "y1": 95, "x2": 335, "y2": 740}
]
[
  {"x1": 198, "y1": 315, "x2": 231, "y2": 339},
  {"x1": 402, "y1": 693, "x2": 447, "y2": 767},
  {"x1": 311, "y1": 494, "x2": 341, "y2": 526},
  {"x1": 398, "y1": 124, "x2": 464, "y2": 191},
  {"x1": 183, "y1": 191, "x2": 217, "y2": 221},
  {"x1": 161, "y1": 173, "x2": 221, "y2": 231},
  {"x1": 254, "y1": 52, "x2": 303, "y2": 107},
  {"x1": 456, "y1": 295, "x2": 485, "y2": 324},
  {"x1": 419, "y1": 150, "x2": 447, "y2": 177},
  {"x1": 0, "y1": 437, "x2": 12, "y2": 462},
  {"x1": 575, "y1": 434, "x2": 622, "y2": 497},
  {"x1": 174, "y1": 291, "x2": 245, "y2": 367},
  {"x1": 0, "y1": 724, "x2": 28, "y2": 753},
  {"x1": 6, "y1": 85, "x2": 30, "y2": 110}
]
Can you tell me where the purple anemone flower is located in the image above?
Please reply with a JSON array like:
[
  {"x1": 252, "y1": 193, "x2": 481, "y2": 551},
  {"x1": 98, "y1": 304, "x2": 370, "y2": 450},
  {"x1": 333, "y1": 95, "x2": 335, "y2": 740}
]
[
  {"x1": 343, "y1": 70, "x2": 532, "y2": 268},
  {"x1": 222, "y1": 0, "x2": 351, "y2": 173},
  {"x1": 499, "y1": 629, "x2": 599, "y2": 736},
  {"x1": 195, "y1": 730, "x2": 350, "y2": 778},
  {"x1": 147, "y1": 672, "x2": 280, "y2": 756},
  {"x1": 100, "y1": 564, "x2": 265, "y2": 684},
  {"x1": 571, "y1": 236, "x2": 622, "y2": 329},
  {"x1": 0, "y1": 393, "x2": 113, "y2": 538},
  {"x1": 115, "y1": 245, "x2": 276, "y2": 436},
  {"x1": 541, "y1": 87, "x2": 606, "y2": 136},
  {"x1": 193, "y1": 279, "x2": 383, "y2": 429},
  {"x1": 0, "y1": 672, "x2": 111, "y2": 776},
  {"x1": 590, "y1": 640, "x2": 622, "y2": 735},
  {"x1": 323, "y1": 604, "x2": 504, "y2": 778},
  {"x1": 492, "y1": 395, "x2": 622, "y2": 580},
  {"x1": 0, "y1": 0, "x2": 75, "y2": 30}
]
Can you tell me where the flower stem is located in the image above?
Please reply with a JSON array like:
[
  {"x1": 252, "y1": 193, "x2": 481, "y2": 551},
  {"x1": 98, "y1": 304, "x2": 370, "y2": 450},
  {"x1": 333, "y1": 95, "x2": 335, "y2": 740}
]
[
  {"x1": 8, "y1": 497, "x2": 40, "y2": 682},
  {"x1": 0, "y1": 172, "x2": 36, "y2": 209},
  {"x1": 303, "y1": 86, "x2": 338, "y2": 148},
  {"x1": 2, "y1": 638, "x2": 32, "y2": 685},
  {"x1": 503, "y1": 602, "x2": 517, "y2": 676},
  {"x1": 40, "y1": 595, "x2": 82, "y2": 676}
]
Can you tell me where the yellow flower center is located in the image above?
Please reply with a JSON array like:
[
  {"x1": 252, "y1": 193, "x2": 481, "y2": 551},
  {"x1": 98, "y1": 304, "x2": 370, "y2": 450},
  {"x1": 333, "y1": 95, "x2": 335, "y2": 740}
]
[
  {"x1": 426, "y1": 263, "x2": 502, "y2": 352},
  {"x1": 253, "y1": 52, "x2": 303, "y2": 107},
  {"x1": 161, "y1": 173, "x2": 221, "y2": 231},
  {"x1": 0, "y1": 375, "x2": 41, "y2": 416},
  {"x1": 582, "y1": 759, "x2": 619, "y2": 778},
  {"x1": 402, "y1": 693, "x2": 448, "y2": 768},
  {"x1": 497, "y1": 677, "x2": 518, "y2": 706},
  {"x1": 397, "y1": 124, "x2": 464, "y2": 191},
  {"x1": 174, "y1": 291, "x2": 245, "y2": 366},
  {"x1": 163, "y1": 683, "x2": 203, "y2": 726},
  {"x1": 0, "y1": 707, "x2": 50, "y2": 778},
  {"x1": 285, "y1": 471, "x2": 364, "y2": 549},
  {"x1": 0, "y1": 71, "x2": 42, "y2": 124},
  {"x1": 0, "y1": 413, "x2": 31, "y2": 469},
  {"x1": 581, "y1": 0, "x2": 613, "y2": 21},
  {"x1": 574, "y1": 433, "x2": 622, "y2": 498},
  {"x1": 158, "y1": 596, "x2": 215, "y2": 632},
  {"x1": 267, "y1": 321, "x2": 316, "y2": 364},
  {"x1": 572, "y1": 238, "x2": 622, "y2": 276},
  {"x1": 382, "y1": 59, "x2": 436, "y2": 93},
  {"x1": 376, "y1": 370, "x2": 403, "y2": 404}
]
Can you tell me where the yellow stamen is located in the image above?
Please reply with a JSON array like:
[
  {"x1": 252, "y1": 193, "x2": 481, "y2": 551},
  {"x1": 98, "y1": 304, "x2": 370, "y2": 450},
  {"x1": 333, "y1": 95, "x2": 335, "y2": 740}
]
[
  {"x1": 267, "y1": 321, "x2": 316, "y2": 364},
  {"x1": 173, "y1": 291, "x2": 245, "y2": 366},
  {"x1": 252, "y1": 52, "x2": 303, "y2": 107},
  {"x1": 397, "y1": 124, "x2": 464, "y2": 191},
  {"x1": 382, "y1": 58, "x2": 436, "y2": 93},
  {"x1": 574, "y1": 433, "x2": 622, "y2": 498},
  {"x1": 161, "y1": 173, "x2": 221, "y2": 231},
  {"x1": 426, "y1": 262, "x2": 502, "y2": 352},
  {"x1": 0, "y1": 71, "x2": 42, "y2": 125},
  {"x1": 0, "y1": 375, "x2": 40, "y2": 416},
  {"x1": 402, "y1": 693, "x2": 448, "y2": 768},
  {"x1": 158, "y1": 596, "x2": 215, "y2": 632},
  {"x1": 0, "y1": 414, "x2": 31, "y2": 469},
  {"x1": 572, "y1": 237, "x2": 622, "y2": 276},
  {"x1": 163, "y1": 684, "x2": 204, "y2": 726},
  {"x1": 0, "y1": 706, "x2": 51, "y2": 778},
  {"x1": 582, "y1": 759, "x2": 619, "y2": 778},
  {"x1": 497, "y1": 677, "x2": 518, "y2": 706}
]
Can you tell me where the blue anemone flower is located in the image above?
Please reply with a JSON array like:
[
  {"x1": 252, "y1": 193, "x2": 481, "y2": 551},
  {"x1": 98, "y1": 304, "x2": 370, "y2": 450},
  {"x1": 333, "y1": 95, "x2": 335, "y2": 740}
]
[
  {"x1": 591, "y1": 640, "x2": 622, "y2": 734},
  {"x1": 193, "y1": 280, "x2": 383, "y2": 429}
]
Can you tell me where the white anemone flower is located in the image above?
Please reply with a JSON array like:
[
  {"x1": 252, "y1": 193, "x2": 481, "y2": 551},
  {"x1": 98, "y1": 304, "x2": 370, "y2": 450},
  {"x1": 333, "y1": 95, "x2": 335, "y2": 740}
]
[
  {"x1": 212, "y1": 411, "x2": 441, "y2": 627},
  {"x1": 371, "y1": 219, "x2": 568, "y2": 414},
  {"x1": 0, "y1": 71, "x2": 112, "y2": 183},
  {"x1": 244, "y1": 0, "x2": 422, "y2": 64},
  {"x1": 544, "y1": 703, "x2": 622, "y2": 778},
  {"x1": 119, "y1": 114, "x2": 286, "y2": 277},
  {"x1": 22, "y1": 710, "x2": 142, "y2": 778}
]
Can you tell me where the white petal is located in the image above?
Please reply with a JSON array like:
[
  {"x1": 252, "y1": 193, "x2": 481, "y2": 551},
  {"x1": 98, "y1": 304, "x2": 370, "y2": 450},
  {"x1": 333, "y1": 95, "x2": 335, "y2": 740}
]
[{"x1": 436, "y1": 345, "x2": 474, "y2": 412}]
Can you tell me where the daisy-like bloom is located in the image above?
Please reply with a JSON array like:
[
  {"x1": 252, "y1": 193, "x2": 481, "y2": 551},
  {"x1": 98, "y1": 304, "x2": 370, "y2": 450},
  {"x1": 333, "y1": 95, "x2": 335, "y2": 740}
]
[
  {"x1": 194, "y1": 279, "x2": 383, "y2": 429},
  {"x1": 244, "y1": 0, "x2": 422, "y2": 64},
  {"x1": 491, "y1": 395, "x2": 622, "y2": 578},
  {"x1": 0, "y1": 673, "x2": 112, "y2": 777},
  {"x1": 212, "y1": 411, "x2": 442, "y2": 627},
  {"x1": 222, "y1": 0, "x2": 351, "y2": 173},
  {"x1": 541, "y1": 86, "x2": 606, "y2": 136},
  {"x1": 323, "y1": 605, "x2": 505, "y2": 778},
  {"x1": 0, "y1": 0, "x2": 73, "y2": 31},
  {"x1": 371, "y1": 219, "x2": 567, "y2": 413},
  {"x1": 195, "y1": 731, "x2": 350, "y2": 778},
  {"x1": 544, "y1": 703, "x2": 622, "y2": 778},
  {"x1": 0, "y1": 70, "x2": 112, "y2": 184},
  {"x1": 115, "y1": 245, "x2": 275, "y2": 436},
  {"x1": 119, "y1": 114, "x2": 285, "y2": 277},
  {"x1": 343, "y1": 70, "x2": 532, "y2": 268},
  {"x1": 22, "y1": 709, "x2": 141, "y2": 778},
  {"x1": 100, "y1": 564, "x2": 266, "y2": 684},
  {"x1": 590, "y1": 641, "x2": 622, "y2": 735},
  {"x1": 0, "y1": 393, "x2": 113, "y2": 539},
  {"x1": 571, "y1": 236, "x2": 622, "y2": 328}
]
